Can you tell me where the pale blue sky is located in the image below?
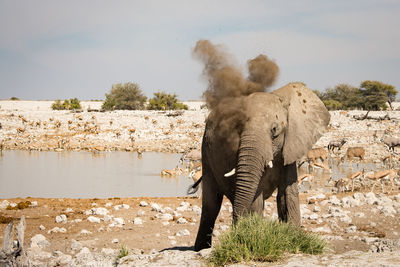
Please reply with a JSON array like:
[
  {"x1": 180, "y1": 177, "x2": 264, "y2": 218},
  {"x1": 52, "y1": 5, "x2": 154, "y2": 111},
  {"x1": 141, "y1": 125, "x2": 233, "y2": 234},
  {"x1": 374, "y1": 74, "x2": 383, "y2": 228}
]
[{"x1": 0, "y1": 0, "x2": 399, "y2": 100}]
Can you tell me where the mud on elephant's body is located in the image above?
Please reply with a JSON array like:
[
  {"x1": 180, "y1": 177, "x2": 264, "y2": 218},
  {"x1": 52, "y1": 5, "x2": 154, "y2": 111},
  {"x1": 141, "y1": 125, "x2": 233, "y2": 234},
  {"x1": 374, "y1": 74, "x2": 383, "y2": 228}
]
[{"x1": 194, "y1": 83, "x2": 330, "y2": 251}]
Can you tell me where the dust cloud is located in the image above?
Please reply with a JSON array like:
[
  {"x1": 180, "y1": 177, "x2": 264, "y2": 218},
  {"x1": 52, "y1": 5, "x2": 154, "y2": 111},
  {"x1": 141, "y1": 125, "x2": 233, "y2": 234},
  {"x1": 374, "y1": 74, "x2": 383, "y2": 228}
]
[{"x1": 192, "y1": 40, "x2": 279, "y2": 152}]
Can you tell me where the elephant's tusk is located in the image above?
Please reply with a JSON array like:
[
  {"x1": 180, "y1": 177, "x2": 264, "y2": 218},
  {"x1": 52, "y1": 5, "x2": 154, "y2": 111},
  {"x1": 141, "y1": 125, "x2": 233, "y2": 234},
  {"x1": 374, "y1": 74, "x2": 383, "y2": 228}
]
[
  {"x1": 267, "y1": 161, "x2": 273, "y2": 168},
  {"x1": 224, "y1": 168, "x2": 236, "y2": 177}
]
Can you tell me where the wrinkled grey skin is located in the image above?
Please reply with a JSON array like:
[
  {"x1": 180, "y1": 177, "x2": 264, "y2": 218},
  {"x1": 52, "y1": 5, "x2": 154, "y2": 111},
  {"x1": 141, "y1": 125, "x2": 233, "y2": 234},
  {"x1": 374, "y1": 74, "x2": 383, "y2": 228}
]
[{"x1": 194, "y1": 83, "x2": 330, "y2": 251}]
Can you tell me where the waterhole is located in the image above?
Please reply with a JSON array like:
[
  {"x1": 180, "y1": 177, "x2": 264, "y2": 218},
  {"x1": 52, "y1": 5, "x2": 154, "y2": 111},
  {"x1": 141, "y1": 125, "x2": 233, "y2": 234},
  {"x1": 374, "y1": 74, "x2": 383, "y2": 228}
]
[{"x1": 0, "y1": 151, "x2": 192, "y2": 198}]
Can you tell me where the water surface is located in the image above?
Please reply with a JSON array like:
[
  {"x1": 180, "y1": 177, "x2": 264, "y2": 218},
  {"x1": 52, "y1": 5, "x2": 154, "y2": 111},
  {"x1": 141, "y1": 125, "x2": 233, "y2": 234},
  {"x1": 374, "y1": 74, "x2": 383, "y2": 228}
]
[{"x1": 0, "y1": 151, "x2": 192, "y2": 198}]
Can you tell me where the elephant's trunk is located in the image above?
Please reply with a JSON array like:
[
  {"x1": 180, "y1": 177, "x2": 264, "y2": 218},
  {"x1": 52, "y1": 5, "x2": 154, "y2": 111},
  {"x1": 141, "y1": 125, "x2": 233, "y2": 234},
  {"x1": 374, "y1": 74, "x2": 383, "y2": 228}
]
[{"x1": 233, "y1": 130, "x2": 272, "y2": 221}]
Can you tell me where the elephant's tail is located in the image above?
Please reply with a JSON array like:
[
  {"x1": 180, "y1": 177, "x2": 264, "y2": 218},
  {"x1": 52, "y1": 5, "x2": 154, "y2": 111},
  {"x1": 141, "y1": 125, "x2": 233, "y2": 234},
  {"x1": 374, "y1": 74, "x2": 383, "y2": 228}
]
[{"x1": 187, "y1": 176, "x2": 202, "y2": 195}]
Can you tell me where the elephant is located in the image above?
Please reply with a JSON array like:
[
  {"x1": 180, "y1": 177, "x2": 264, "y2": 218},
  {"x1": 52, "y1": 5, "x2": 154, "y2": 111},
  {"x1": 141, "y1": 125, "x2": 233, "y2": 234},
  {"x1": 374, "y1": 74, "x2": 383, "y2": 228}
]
[{"x1": 193, "y1": 82, "x2": 330, "y2": 251}]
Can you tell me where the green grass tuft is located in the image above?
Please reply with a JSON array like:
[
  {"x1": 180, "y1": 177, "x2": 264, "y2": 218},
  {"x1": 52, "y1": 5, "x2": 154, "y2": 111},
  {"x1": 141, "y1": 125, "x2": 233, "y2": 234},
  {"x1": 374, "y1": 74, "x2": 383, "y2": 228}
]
[
  {"x1": 114, "y1": 245, "x2": 129, "y2": 266},
  {"x1": 208, "y1": 214, "x2": 326, "y2": 266}
]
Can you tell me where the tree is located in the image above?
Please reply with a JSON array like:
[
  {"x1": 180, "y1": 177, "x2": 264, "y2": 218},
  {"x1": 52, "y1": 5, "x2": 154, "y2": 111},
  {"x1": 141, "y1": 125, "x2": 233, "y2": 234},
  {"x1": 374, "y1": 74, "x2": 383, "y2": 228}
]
[
  {"x1": 319, "y1": 84, "x2": 363, "y2": 110},
  {"x1": 147, "y1": 92, "x2": 188, "y2": 110},
  {"x1": 360, "y1": 80, "x2": 397, "y2": 110},
  {"x1": 102, "y1": 82, "x2": 147, "y2": 110},
  {"x1": 322, "y1": 99, "x2": 342, "y2": 110}
]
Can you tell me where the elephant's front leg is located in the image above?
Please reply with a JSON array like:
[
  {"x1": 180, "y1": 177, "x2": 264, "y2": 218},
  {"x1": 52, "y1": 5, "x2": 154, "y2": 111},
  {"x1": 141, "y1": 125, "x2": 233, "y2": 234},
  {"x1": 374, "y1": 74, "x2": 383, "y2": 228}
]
[
  {"x1": 194, "y1": 174, "x2": 223, "y2": 251},
  {"x1": 277, "y1": 162, "x2": 300, "y2": 226}
]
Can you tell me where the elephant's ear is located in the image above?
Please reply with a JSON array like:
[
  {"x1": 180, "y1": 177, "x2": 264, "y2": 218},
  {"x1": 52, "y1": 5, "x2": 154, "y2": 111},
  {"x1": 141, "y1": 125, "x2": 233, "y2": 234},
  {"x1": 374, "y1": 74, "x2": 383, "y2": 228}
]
[{"x1": 272, "y1": 83, "x2": 330, "y2": 165}]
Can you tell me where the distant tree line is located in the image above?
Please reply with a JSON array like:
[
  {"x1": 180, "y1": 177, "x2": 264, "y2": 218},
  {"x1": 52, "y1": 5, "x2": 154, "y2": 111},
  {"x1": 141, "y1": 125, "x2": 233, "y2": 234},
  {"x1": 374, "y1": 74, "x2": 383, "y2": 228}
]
[
  {"x1": 50, "y1": 82, "x2": 188, "y2": 111},
  {"x1": 315, "y1": 80, "x2": 398, "y2": 111},
  {"x1": 102, "y1": 82, "x2": 188, "y2": 111}
]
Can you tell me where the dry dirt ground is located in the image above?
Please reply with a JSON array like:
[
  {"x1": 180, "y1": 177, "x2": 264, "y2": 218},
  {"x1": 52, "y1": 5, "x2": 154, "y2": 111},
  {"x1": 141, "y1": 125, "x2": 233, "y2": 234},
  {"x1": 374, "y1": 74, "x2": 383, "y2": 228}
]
[{"x1": 1, "y1": 188, "x2": 400, "y2": 258}]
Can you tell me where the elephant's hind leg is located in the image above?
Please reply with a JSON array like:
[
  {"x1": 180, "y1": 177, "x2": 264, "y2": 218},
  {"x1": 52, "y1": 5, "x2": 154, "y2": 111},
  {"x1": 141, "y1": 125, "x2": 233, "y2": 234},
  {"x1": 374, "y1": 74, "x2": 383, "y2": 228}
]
[
  {"x1": 277, "y1": 162, "x2": 300, "y2": 226},
  {"x1": 194, "y1": 174, "x2": 223, "y2": 251}
]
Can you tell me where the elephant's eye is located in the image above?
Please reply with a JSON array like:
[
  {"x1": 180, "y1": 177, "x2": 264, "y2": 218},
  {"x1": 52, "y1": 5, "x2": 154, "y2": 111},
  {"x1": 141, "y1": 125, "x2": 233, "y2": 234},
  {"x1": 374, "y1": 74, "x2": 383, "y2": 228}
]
[{"x1": 271, "y1": 122, "x2": 280, "y2": 138}]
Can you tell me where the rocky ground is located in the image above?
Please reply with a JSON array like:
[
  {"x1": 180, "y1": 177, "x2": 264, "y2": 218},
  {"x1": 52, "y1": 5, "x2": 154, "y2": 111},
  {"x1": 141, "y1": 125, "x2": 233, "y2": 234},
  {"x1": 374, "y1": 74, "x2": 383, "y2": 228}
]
[{"x1": 1, "y1": 101, "x2": 400, "y2": 266}]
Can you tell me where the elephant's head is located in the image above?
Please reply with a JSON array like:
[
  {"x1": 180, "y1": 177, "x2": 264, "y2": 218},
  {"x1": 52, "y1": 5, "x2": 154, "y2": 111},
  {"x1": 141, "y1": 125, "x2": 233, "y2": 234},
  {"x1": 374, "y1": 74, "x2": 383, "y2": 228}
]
[{"x1": 233, "y1": 82, "x2": 330, "y2": 219}]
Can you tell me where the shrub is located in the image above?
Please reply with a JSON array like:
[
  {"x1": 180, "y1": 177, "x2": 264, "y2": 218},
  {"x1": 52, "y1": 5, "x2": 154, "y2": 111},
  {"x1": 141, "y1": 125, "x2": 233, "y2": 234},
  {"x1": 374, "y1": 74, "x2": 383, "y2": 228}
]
[
  {"x1": 9, "y1": 97, "x2": 19, "y2": 100},
  {"x1": 147, "y1": 92, "x2": 188, "y2": 110},
  {"x1": 208, "y1": 214, "x2": 325, "y2": 265},
  {"x1": 102, "y1": 82, "x2": 147, "y2": 110},
  {"x1": 323, "y1": 99, "x2": 342, "y2": 111},
  {"x1": 51, "y1": 98, "x2": 81, "y2": 110},
  {"x1": 114, "y1": 245, "x2": 129, "y2": 266},
  {"x1": 51, "y1": 100, "x2": 64, "y2": 110}
]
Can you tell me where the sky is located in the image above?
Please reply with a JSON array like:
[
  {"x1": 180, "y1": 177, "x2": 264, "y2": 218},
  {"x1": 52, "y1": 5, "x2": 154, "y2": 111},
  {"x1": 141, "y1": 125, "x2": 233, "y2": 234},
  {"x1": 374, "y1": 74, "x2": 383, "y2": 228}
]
[{"x1": 0, "y1": 0, "x2": 399, "y2": 100}]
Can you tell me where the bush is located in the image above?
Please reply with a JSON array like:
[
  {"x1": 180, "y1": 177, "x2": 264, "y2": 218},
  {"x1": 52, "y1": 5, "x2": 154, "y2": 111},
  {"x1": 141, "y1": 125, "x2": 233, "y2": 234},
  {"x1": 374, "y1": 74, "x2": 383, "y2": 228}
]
[
  {"x1": 9, "y1": 97, "x2": 19, "y2": 100},
  {"x1": 102, "y1": 82, "x2": 147, "y2": 110},
  {"x1": 147, "y1": 92, "x2": 188, "y2": 110},
  {"x1": 323, "y1": 99, "x2": 342, "y2": 110},
  {"x1": 51, "y1": 98, "x2": 81, "y2": 110},
  {"x1": 208, "y1": 214, "x2": 325, "y2": 265}
]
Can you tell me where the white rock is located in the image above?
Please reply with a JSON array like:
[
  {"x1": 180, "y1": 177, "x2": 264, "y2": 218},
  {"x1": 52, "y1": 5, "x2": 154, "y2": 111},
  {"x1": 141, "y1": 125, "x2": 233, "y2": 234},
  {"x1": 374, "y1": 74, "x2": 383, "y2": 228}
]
[
  {"x1": 65, "y1": 208, "x2": 73, "y2": 213},
  {"x1": 31, "y1": 234, "x2": 50, "y2": 248},
  {"x1": 0, "y1": 200, "x2": 10, "y2": 209},
  {"x1": 345, "y1": 226, "x2": 357, "y2": 233},
  {"x1": 121, "y1": 204, "x2": 130, "y2": 209},
  {"x1": 329, "y1": 196, "x2": 341, "y2": 205},
  {"x1": 133, "y1": 218, "x2": 143, "y2": 225},
  {"x1": 320, "y1": 200, "x2": 329, "y2": 206},
  {"x1": 114, "y1": 217, "x2": 125, "y2": 225},
  {"x1": 112, "y1": 238, "x2": 119, "y2": 244},
  {"x1": 163, "y1": 207, "x2": 173, "y2": 213},
  {"x1": 29, "y1": 248, "x2": 52, "y2": 261},
  {"x1": 339, "y1": 215, "x2": 352, "y2": 224},
  {"x1": 381, "y1": 205, "x2": 396, "y2": 216},
  {"x1": 192, "y1": 205, "x2": 201, "y2": 215},
  {"x1": 87, "y1": 216, "x2": 101, "y2": 223},
  {"x1": 151, "y1": 203, "x2": 162, "y2": 212},
  {"x1": 173, "y1": 211, "x2": 182, "y2": 217},
  {"x1": 160, "y1": 213, "x2": 173, "y2": 221},
  {"x1": 177, "y1": 217, "x2": 188, "y2": 224},
  {"x1": 313, "y1": 205, "x2": 321, "y2": 212},
  {"x1": 55, "y1": 214, "x2": 67, "y2": 223},
  {"x1": 30, "y1": 201, "x2": 38, "y2": 207},
  {"x1": 39, "y1": 225, "x2": 46, "y2": 231},
  {"x1": 139, "y1": 201, "x2": 148, "y2": 207},
  {"x1": 176, "y1": 229, "x2": 190, "y2": 236},
  {"x1": 314, "y1": 193, "x2": 327, "y2": 200},
  {"x1": 103, "y1": 214, "x2": 113, "y2": 222},
  {"x1": 101, "y1": 248, "x2": 117, "y2": 256},
  {"x1": 353, "y1": 192, "x2": 365, "y2": 202},
  {"x1": 355, "y1": 212, "x2": 365, "y2": 218},
  {"x1": 365, "y1": 192, "x2": 379, "y2": 205},
  {"x1": 80, "y1": 229, "x2": 92, "y2": 235},
  {"x1": 91, "y1": 207, "x2": 109, "y2": 216},
  {"x1": 70, "y1": 240, "x2": 83, "y2": 251},
  {"x1": 48, "y1": 227, "x2": 67, "y2": 234},
  {"x1": 105, "y1": 202, "x2": 113, "y2": 207}
]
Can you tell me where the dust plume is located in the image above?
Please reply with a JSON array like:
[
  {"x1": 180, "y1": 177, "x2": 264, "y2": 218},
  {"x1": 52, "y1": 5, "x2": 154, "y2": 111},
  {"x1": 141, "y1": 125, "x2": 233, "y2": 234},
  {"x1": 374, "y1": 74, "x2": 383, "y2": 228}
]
[{"x1": 193, "y1": 40, "x2": 279, "y2": 152}]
